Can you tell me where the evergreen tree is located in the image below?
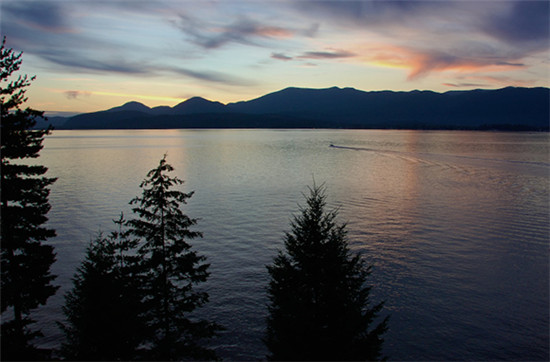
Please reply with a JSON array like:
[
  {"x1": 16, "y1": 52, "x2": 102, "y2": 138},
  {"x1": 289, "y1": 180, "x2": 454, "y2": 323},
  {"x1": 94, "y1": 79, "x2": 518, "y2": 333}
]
[
  {"x1": 1, "y1": 37, "x2": 58, "y2": 360},
  {"x1": 59, "y1": 214, "x2": 146, "y2": 360},
  {"x1": 265, "y1": 184, "x2": 389, "y2": 361},
  {"x1": 127, "y1": 155, "x2": 221, "y2": 360}
]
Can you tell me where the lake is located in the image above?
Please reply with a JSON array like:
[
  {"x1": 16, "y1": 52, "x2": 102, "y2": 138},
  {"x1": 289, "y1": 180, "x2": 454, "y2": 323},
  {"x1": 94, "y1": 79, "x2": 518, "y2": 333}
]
[{"x1": 29, "y1": 129, "x2": 549, "y2": 360}]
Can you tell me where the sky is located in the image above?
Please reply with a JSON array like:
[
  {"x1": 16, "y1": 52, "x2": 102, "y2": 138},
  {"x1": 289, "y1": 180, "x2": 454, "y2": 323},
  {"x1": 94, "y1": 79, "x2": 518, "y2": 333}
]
[{"x1": 2, "y1": 0, "x2": 549, "y2": 115}]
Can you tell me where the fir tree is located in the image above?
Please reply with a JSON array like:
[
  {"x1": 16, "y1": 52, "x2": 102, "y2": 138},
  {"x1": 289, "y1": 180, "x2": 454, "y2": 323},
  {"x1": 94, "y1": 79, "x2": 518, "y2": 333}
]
[
  {"x1": 59, "y1": 214, "x2": 146, "y2": 360},
  {"x1": 265, "y1": 184, "x2": 389, "y2": 361},
  {"x1": 127, "y1": 155, "x2": 221, "y2": 360},
  {"x1": 1, "y1": 37, "x2": 58, "y2": 360}
]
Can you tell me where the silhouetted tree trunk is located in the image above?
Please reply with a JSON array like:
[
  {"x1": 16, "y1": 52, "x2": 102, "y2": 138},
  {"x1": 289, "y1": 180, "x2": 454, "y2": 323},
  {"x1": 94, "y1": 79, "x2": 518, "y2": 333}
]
[
  {"x1": 127, "y1": 155, "x2": 221, "y2": 360},
  {"x1": 0, "y1": 37, "x2": 58, "y2": 360},
  {"x1": 265, "y1": 184, "x2": 389, "y2": 361}
]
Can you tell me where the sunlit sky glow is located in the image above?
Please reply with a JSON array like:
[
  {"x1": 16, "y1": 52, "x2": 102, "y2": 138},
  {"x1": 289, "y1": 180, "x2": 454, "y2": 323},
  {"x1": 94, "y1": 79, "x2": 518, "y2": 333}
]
[{"x1": 2, "y1": 0, "x2": 549, "y2": 115}]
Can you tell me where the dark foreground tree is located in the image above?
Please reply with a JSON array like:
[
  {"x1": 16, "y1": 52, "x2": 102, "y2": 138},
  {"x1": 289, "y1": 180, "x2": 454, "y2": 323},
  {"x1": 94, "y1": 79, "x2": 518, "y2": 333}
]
[
  {"x1": 1, "y1": 37, "x2": 58, "y2": 360},
  {"x1": 128, "y1": 155, "x2": 221, "y2": 360},
  {"x1": 265, "y1": 184, "x2": 389, "y2": 361},
  {"x1": 59, "y1": 214, "x2": 146, "y2": 360}
]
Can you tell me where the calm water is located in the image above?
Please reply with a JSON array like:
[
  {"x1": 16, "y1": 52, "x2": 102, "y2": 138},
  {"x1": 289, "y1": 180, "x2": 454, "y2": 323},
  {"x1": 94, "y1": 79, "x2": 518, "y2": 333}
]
[{"x1": 28, "y1": 129, "x2": 549, "y2": 360}]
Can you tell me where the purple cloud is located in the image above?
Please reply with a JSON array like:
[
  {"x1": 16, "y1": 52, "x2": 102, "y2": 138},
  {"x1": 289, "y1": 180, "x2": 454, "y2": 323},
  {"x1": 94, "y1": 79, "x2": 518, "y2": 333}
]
[
  {"x1": 442, "y1": 82, "x2": 489, "y2": 88},
  {"x1": 64, "y1": 90, "x2": 92, "y2": 100},
  {"x1": 292, "y1": 0, "x2": 548, "y2": 79},
  {"x1": 165, "y1": 66, "x2": 256, "y2": 86},
  {"x1": 271, "y1": 53, "x2": 293, "y2": 61},
  {"x1": 482, "y1": 1, "x2": 549, "y2": 47},
  {"x1": 3, "y1": 0, "x2": 72, "y2": 33},
  {"x1": 298, "y1": 50, "x2": 356, "y2": 59},
  {"x1": 174, "y1": 14, "x2": 294, "y2": 49}
]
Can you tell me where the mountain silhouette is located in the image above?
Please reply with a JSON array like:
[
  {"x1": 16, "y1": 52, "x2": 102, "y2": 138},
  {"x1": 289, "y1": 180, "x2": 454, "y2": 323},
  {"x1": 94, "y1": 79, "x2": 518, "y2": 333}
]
[
  {"x1": 55, "y1": 86, "x2": 549, "y2": 130},
  {"x1": 106, "y1": 101, "x2": 151, "y2": 113},
  {"x1": 173, "y1": 97, "x2": 226, "y2": 114}
]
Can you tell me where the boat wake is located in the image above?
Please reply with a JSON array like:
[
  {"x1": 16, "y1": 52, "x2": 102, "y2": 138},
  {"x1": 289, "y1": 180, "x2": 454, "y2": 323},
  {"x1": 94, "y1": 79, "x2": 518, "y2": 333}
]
[{"x1": 329, "y1": 144, "x2": 550, "y2": 168}]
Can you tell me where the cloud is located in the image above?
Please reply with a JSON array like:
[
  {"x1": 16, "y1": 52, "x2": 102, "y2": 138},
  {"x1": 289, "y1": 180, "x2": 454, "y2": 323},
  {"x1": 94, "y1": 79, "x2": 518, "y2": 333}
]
[
  {"x1": 271, "y1": 53, "x2": 293, "y2": 61},
  {"x1": 166, "y1": 66, "x2": 256, "y2": 86},
  {"x1": 173, "y1": 12, "x2": 319, "y2": 50},
  {"x1": 465, "y1": 75, "x2": 537, "y2": 88},
  {"x1": 236, "y1": 22, "x2": 292, "y2": 38},
  {"x1": 293, "y1": 0, "x2": 452, "y2": 28},
  {"x1": 406, "y1": 51, "x2": 525, "y2": 80},
  {"x1": 300, "y1": 23, "x2": 320, "y2": 38},
  {"x1": 174, "y1": 14, "x2": 294, "y2": 49},
  {"x1": 64, "y1": 90, "x2": 92, "y2": 100},
  {"x1": 298, "y1": 50, "x2": 356, "y2": 60},
  {"x1": 271, "y1": 49, "x2": 355, "y2": 63},
  {"x1": 442, "y1": 82, "x2": 489, "y2": 88},
  {"x1": 359, "y1": 43, "x2": 526, "y2": 80},
  {"x1": 2, "y1": 2, "x2": 252, "y2": 88},
  {"x1": 4, "y1": 0, "x2": 547, "y2": 94},
  {"x1": 481, "y1": 1, "x2": 549, "y2": 47},
  {"x1": 40, "y1": 50, "x2": 149, "y2": 75},
  {"x1": 50, "y1": 59, "x2": 256, "y2": 86},
  {"x1": 292, "y1": 0, "x2": 548, "y2": 80},
  {"x1": 442, "y1": 72, "x2": 538, "y2": 89},
  {"x1": 3, "y1": 0, "x2": 73, "y2": 33},
  {"x1": 1, "y1": 2, "x2": 142, "y2": 74}
]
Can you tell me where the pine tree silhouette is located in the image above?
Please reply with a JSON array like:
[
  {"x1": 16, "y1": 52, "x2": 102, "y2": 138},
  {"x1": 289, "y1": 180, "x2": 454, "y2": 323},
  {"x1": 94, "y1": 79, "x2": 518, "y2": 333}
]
[
  {"x1": 1, "y1": 37, "x2": 58, "y2": 360},
  {"x1": 265, "y1": 184, "x2": 389, "y2": 361},
  {"x1": 128, "y1": 155, "x2": 221, "y2": 360},
  {"x1": 59, "y1": 214, "x2": 146, "y2": 360}
]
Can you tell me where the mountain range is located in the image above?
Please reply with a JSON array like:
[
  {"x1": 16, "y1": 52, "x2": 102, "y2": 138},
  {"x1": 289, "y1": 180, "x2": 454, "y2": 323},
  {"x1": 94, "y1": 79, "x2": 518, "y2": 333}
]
[{"x1": 42, "y1": 86, "x2": 550, "y2": 130}]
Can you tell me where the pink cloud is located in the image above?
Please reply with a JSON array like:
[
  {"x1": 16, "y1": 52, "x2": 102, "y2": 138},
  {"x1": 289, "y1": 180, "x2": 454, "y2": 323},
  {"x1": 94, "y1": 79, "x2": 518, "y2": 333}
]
[{"x1": 359, "y1": 44, "x2": 526, "y2": 80}]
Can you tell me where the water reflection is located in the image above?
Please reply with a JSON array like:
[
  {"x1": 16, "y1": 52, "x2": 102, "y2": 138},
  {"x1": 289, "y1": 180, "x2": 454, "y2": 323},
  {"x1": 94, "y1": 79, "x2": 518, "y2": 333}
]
[{"x1": 35, "y1": 130, "x2": 549, "y2": 360}]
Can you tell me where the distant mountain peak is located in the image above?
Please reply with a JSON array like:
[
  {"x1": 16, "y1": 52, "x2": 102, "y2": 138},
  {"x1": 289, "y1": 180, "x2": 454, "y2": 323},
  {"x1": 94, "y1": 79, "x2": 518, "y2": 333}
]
[
  {"x1": 186, "y1": 96, "x2": 212, "y2": 102},
  {"x1": 107, "y1": 101, "x2": 151, "y2": 113},
  {"x1": 123, "y1": 101, "x2": 146, "y2": 106},
  {"x1": 172, "y1": 97, "x2": 226, "y2": 114}
]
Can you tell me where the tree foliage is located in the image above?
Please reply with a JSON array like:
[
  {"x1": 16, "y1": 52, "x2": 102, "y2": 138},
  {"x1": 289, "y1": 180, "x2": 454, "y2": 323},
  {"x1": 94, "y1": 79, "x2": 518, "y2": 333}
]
[
  {"x1": 265, "y1": 184, "x2": 389, "y2": 361},
  {"x1": 0, "y1": 37, "x2": 58, "y2": 360},
  {"x1": 59, "y1": 214, "x2": 146, "y2": 360},
  {"x1": 59, "y1": 157, "x2": 220, "y2": 360},
  {"x1": 127, "y1": 155, "x2": 221, "y2": 360}
]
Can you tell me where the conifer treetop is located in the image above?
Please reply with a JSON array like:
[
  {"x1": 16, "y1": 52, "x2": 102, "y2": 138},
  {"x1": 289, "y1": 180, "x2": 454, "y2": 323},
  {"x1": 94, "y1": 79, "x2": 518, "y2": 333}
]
[
  {"x1": 126, "y1": 155, "x2": 220, "y2": 360},
  {"x1": 266, "y1": 183, "x2": 388, "y2": 361}
]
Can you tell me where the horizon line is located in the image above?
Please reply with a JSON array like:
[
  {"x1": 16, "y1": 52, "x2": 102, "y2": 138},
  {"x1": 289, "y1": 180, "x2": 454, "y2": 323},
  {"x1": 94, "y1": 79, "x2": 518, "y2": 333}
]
[{"x1": 43, "y1": 84, "x2": 547, "y2": 117}]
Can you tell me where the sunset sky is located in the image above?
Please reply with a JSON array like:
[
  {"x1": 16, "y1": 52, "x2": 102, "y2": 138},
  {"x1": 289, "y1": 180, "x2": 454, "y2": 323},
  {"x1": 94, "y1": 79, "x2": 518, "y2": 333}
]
[{"x1": 2, "y1": 0, "x2": 549, "y2": 115}]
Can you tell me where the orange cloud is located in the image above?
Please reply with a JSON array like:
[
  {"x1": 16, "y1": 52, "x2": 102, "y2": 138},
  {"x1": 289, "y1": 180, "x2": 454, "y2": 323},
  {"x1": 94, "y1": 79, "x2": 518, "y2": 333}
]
[
  {"x1": 253, "y1": 26, "x2": 293, "y2": 38},
  {"x1": 447, "y1": 75, "x2": 537, "y2": 88},
  {"x1": 358, "y1": 44, "x2": 525, "y2": 80}
]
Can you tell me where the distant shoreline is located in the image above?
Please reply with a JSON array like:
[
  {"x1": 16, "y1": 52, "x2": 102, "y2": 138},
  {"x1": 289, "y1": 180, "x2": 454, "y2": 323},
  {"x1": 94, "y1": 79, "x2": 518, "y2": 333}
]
[
  {"x1": 37, "y1": 86, "x2": 549, "y2": 131},
  {"x1": 47, "y1": 127, "x2": 549, "y2": 132}
]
